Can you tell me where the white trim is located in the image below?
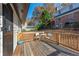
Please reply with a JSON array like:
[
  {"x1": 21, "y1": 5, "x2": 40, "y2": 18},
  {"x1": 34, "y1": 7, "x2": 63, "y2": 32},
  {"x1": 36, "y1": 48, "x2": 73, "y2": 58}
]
[
  {"x1": 0, "y1": 3, "x2": 2, "y2": 56},
  {"x1": 56, "y1": 9, "x2": 79, "y2": 18}
]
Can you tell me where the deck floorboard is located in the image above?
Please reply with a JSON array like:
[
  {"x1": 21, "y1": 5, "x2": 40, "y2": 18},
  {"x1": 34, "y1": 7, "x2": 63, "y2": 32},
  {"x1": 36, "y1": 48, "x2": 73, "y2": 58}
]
[{"x1": 13, "y1": 40, "x2": 73, "y2": 56}]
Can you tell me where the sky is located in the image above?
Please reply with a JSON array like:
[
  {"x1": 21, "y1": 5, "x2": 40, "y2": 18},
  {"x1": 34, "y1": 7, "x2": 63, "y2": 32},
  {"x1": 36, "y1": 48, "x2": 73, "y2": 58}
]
[
  {"x1": 26, "y1": 3, "x2": 62, "y2": 20},
  {"x1": 26, "y1": 3, "x2": 44, "y2": 20}
]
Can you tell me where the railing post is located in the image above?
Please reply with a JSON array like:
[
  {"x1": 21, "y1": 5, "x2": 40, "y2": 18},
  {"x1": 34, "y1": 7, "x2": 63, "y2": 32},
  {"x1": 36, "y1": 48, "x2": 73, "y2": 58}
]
[
  {"x1": 77, "y1": 34, "x2": 79, "y2": 51},
  {"x1": 57, "y1": 31, "x2": 61, "y2": 45},
  {"x1": 58, "y1": 32, "x2": 60, "y2": 45}
]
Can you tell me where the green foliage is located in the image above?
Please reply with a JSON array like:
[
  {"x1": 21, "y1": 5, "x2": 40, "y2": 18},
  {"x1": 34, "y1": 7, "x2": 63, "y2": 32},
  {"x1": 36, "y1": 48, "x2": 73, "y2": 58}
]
[
  {"x1": 34, "y1": 22, "x2": 43, "y2": 30},
  {"x1": 35, "y1": 24, "x2": 40, "y2": 30},
  {"x1": 34, "y1": 7, "x2": 53, "y2": 30},
  {"x1": 40, "y1": 9, "x2": 52, "y2": 27}
]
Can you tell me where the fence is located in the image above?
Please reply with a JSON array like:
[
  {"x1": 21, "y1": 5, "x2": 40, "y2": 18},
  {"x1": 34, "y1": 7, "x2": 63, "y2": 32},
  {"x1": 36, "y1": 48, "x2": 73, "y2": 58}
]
[
  {"x1": 43, "y1": 29, "x2": 79, "y2": 51},
  {"x1": 59, "y1": 32, "x2": 79, "y2": 51}
]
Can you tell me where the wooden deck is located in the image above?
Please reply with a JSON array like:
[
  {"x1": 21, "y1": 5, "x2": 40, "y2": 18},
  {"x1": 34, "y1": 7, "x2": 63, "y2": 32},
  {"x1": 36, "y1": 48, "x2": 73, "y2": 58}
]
[
  {"x1": 13, "y1": 30, "x2": 79, "y2": 56},
  {"x1": 13, "y1": 40, "x2": 57, "y2": 56},
  {"x1": 13, "y1": 40, "x2": 76, "y2": 56}
]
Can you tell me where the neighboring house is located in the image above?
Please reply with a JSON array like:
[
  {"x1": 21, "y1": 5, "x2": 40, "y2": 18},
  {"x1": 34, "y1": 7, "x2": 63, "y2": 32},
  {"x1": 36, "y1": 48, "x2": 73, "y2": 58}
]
[{"x1": 54, "y1": 3, "x2": 79, "y2": 28}]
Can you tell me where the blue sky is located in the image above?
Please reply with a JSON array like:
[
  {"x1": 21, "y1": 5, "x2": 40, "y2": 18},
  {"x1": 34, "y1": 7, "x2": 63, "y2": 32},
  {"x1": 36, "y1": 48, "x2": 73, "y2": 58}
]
[
  {"x1": 26, "y1": 3, "x2": 44, "y2": 20},
  {"x1": 26, "y1": 3, "x2": 62, "y2": 20}
]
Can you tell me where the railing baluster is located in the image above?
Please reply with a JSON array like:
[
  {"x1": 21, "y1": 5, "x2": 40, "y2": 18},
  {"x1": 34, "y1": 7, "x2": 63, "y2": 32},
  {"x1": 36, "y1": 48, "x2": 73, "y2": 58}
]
[
  {"x1": 51, "y1": 30, "x2": 79, "y2": 51},
  {"x1": 41, "y1": 30, "x2": 79, "y2": 51}
]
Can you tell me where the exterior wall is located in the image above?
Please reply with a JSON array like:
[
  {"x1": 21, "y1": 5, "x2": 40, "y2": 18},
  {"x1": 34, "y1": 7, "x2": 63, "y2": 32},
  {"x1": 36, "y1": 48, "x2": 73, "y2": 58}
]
[
  {"x1": 11, "y1": 3, "x2": 30, "y2": 52},
  {"x1": 55, "y1": 9, "x2": 79, "y2": 28},
  {"x1": 74, "y1": 11, "x2": 79, "y2": 21},
  {"x1": 54, "y1": 4, "x2": 79, "y2": 17},
  {"x1": 54, "y1": 4, "x2": 79, "y2": 28},
  {"x1": 3, "y1": 4, "x2": 13, "y2": 56},
  {"x1": 13, "y1": 11, "x2": 21, "y2": 52},
  {"x1": 60, "y1": 10, "x2": 79, "y2": 24}
]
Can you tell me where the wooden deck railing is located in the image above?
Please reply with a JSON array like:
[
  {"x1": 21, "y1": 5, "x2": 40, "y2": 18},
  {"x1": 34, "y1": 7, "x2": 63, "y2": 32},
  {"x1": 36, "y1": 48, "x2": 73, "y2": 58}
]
[
  {"x1": 41, "y1": 30, "x2": 79, "y2": 51},
  {"x1": 59, "y1": 32, "x2": 79, "y2": 51},
  {"x1": 17, "y1": 29, "x2": 79, "y2": 51}
]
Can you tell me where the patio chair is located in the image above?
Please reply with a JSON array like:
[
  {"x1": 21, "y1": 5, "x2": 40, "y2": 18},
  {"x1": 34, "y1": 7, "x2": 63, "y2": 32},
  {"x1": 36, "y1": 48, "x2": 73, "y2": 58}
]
[{"x1": 34, "y1": 32, "x2": 45, "y2": 41}]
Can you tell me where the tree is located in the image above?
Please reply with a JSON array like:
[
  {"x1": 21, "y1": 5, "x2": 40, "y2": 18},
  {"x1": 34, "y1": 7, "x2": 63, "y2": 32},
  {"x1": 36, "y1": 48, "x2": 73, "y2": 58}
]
[
  {"x1": 33, "y1": 4, "x2": 57, "y2": 30},
  {"x1": 44, "y1": 3, "x2": 57, "y2": 15},
  {"x1": 32, "y1": 6, "x2": 44, "y2": 18},
  {"x1": 40, "y1": 9, "x2": 52, "y2": 27},
  {"x1": 32, "y1": 6, "x2": 44, "y2": 26},
  {"x1": 39, "y1": 4, "x2": 57, "y2": 29}
]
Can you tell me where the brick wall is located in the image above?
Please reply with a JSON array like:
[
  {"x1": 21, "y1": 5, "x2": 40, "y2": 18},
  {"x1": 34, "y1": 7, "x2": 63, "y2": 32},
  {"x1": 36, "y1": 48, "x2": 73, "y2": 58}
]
[
  {"x1": 60, "y1": 10, "x2": 79, "y2": 24},
  {"x1": 55, "y1": 10, "x2": 79, "y2": 28}
]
